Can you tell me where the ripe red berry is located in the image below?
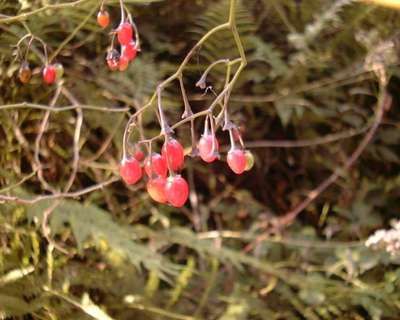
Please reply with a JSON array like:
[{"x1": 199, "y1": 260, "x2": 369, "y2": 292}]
[
  {"x1": 165, "y1": 175, "x2": 189, "y2": 208},
  {"x1": 162, "y1": 139, "x2": 184, "y2": 171},
  {"x1": 42, "y1": 64, "x2": 56, "y2": 85},
  {"x1": 133, "y1": 146, "x2": 145, "y2": 162},
  {"x1": 244, "y1": 150, "x2": 254, "y2": 171},
  {"x1": 198, "y1": 134, "x2": 219, "y2": 163},
  {"x1": 145, "y1": 153, "x2": 167, "y2": 178},
  {"x1": 121, "y1": 42, "x2": 137, "y2": 62},
  {"x1": 118, "y1": 56, "x2": 129, "y2": 71},
  {"x1": 119, "y1": 157, "x2": 142, "y2": 185},
  {"x1": 97, "y1": 10, "x2": 110, "y2": 28},
  {"x1": 227, "y1": 149, "x2": 246, "y2": 175},
  {"x1": 147, "y1": 177, "x2": 167, "y2": 204},
  {"x1": 117, "y1": 22, "x2": 133, "y2": 45}
]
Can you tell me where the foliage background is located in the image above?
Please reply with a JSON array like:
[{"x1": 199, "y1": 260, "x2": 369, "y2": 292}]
[{"x1": 0, "y1": 0, "x2": 400, "y2": 319}]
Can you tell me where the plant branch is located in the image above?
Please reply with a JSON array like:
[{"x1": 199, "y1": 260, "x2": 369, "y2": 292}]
[
  {"x1": 0, "y1": 177, "x2": 119, "y2": 205},
  {"x1": 0, "y1": 103, "x2": 129, "y2": 113},
  {"x1": 275, "y1": 88, "x2": 390, "y2": 228},
  {"x1": 0, "y1": 0, "x2": 92, "y2": 24}
]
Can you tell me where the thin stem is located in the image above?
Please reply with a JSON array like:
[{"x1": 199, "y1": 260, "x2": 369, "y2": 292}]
[
  {"x1": 164, "y1": 134, "x2": 175, "y2": 177},
  {"x1": 119, "y1": 0, "x2": 125, "y2": 23},
  {"x1": 127, "y1": 13, "x2": 141, "y2": 50},
  {"x1": 209, "y1": 114, "x2": 218, "y2": 157},
  {"x1": 203, "y1": 115, "x2": 209, "y2": 136},
  {"x1": 228, "y1": 129, "x2": 236, "y2": 151},
  {"x1": 0, "y1": 0, "x2": 91, "y2": 24},
  {"x1": 49, "y1": 5, "x2": 97, "y2": 62},
  {"x1": 122, "y1": 0, "x2": 247, "y2": 158},
  {"x1": 0, "y1": 177, "x2": 119, "y2": 205},
  {"x1": 157, "y1": 88, "x2": 172, "y2": 135},
  {"x1": 24, "y1": 36, "x2": 34, "y2": 61},
  {"x1": 0, "y1": 103, "x2": 129, "y2": 113},
  {"x1": 196, "y1": 58, "x2": 230, "y2": 89},
  {"x1": 179, "y1": 74, "x2": 193, "y2": 118}
]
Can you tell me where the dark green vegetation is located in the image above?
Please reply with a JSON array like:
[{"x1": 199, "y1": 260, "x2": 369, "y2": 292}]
[{"x1": 1, "y1": 0, "x2": 400, "y2": 319}]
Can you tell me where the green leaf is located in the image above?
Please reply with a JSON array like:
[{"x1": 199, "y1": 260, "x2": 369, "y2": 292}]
[{"x1": 25, "y1": 198, "x2": 177, "y2": 276}]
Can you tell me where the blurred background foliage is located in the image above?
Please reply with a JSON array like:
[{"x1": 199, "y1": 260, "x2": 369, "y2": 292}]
[{"x1": 0, "y1": 0, "x2": 400, "y2": 319}]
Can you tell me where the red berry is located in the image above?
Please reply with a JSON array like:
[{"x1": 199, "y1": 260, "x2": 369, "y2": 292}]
[
  {"x1": 42, "y1": 65, "x2": 56, "y2": 85},
  {"x1": 162, "y1": 139, "x2": 184, "y2": 171},
  {"x1": 133, "y1": 147, "x2": 145, "y2": 162},
  {"x1": 227, "y1": 149, "x2": 246, "y2": 175},
  {"x1": 165, "y1": 175, "x2": 189, "y2": 208},
  {"x1": 147, "y1": 177, "x2": 167, "y2": 204},
  {"x1": 118, "y1": 56, "x2": 129, "y2": 71},
  {"x1": 97, "y1": 10, "x2": 110, "y2": 28},
  {"x1": 119, "y1": 157, "x2": 142, "y2": 185},
  {"x1": 122, "y1": 42, "x2": 137, "y2": 61},
  {"x1": 198, "y1": 134, "x2": 219, "y2": 163},
  {"x1": 144, "y1": 153, "x2": 167, "y2": 178},
  {"x1": 117, "y1": 22, "x2": 133, "y2": 45},
  {"x1": 244, "y1": 150, "x2": 254, "y2": 171}
]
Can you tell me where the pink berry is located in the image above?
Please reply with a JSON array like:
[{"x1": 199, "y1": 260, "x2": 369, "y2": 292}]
[
  {"x1": 122, "y1": 42, "x2": 137, "y2": 61},
  {"x1": 133, "y1": 146, "x2": 145, "y2": 162},
  {"x1": 147, "y1": 177, "x2": 167, "y2": 204},
  {"x1": 227, "y1": 149, "x2": 246, "y2": 175},
  {"x1": 144, "y1": 153, "x2": 167, "y2": 178},
  {"x1": 117, "y1": 22, "x2": 133, "y2": 45},
  {"x1": 42, "y1": 65, "x2": 56, "y2": 85},
  {"x1": 119, "y1": 157, "x2": 142, "y2": 185},
  {"x1": 165, "y1": 175, "x2": 189, "y2": 208},
  {"x1": 198, "y1": 134, "x2": 219, "y2": 163},
  {"x1": 162, "y1": 138, "x2": 184, "y2": 171}
]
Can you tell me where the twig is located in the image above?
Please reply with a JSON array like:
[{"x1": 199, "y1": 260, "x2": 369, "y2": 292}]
[
  {"x1": 122, "y1": 0, "x2": 247, "y2": 155},
  {"x1": 34, "y1": 85, "x2": 63, "y2": 193},
  {"x1": 0, "y1": 0, "x2": 91, "y2": 24},
  {"x1": 61, "y1": 88, "x2": 83, "y2": 192},
  {"x1": 0, "y1": 103, "x2": 129, "y2": 113},
  {"x1": 0, "y1": 177, "x2": 119, "y2": 204},
  {"x1": 239, "y1": 125, "x2": 369, "y2": 149},
  {"x1": 38, "y1": 88, "x2": 84, "y2": 253},
  {"x1": 80, "y1": 115, "x2": 124, "y2": 163},
  {"x1": 276, "y1": 88, "x2": 391, "y2": 228},
  {"x1": 0, "y1": 171, "x2": 37, "y2": 193},
  {"x1": 49, "y1": 5, "x2": 98, "y2": 62}
]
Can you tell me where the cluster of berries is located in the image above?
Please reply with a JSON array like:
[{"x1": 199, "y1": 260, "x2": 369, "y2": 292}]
[
  {"x1": 18, "y1": 62, "x2": 64, "y2": 85},
  {"x1": 198, "y1": 126, "x2": 254, "y2": 174},
  {"x1": 16, "y1": 35, "x2": 64, "y2": 86},
  {"x1": 97, "y1": 8, "x2": 139, "y2": 72},
  {"x1": 119, "y1": 131, "x2": 254, "y2": 208},
  {"x1": 119, "y1": 138, "x2": 188, "y2": 208}
]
